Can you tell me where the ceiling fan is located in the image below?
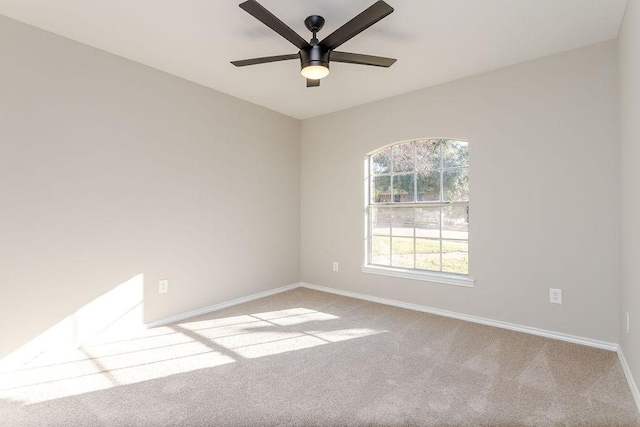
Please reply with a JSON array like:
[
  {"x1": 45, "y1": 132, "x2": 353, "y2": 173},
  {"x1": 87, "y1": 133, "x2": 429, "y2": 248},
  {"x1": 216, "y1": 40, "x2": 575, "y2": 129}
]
[{"x1": 231, "y1": 0, "x2": 396, "y2": 87}]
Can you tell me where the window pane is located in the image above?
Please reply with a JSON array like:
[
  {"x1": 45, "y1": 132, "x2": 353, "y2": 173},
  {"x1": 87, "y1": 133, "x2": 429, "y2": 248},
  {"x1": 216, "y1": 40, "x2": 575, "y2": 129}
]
[
  {"x1": 391, "y1": 237, "x2": 415, "y2": 269},
  {"x1": 391, "y1": 208, "x2": 414, "y2": 237},
  {"x1": 372, "y1": 175, "x2": 391, "y2": 203},
  {"x1": 371, "y1": 148, "x2": 391, "y2": 174},
  {"x1": 442, "y1": 205, "x2": 468, "y2": 240},
  {"x1": 415, "y1": 207, "x2": 440, "y2": 238},
  {"x1": 416, "y1": 171, "x2": 440, "y2": 201},
  {"x1": 442, "y1": 240, "x2": 468, "y2": 275},
  {"x1": 392, "y1": 142, "x2": 414, "y2": 172},
  {"x1": 371, "y1": 236, "x2": 391, "y2": 266},
  {"x1": 415, "y1": 239, "x2": 441, "y2": 272},
  {"x1": 443, "y1": 168, "x2": 469, "y2": 202},
  {"x1": 442, "y1": 140, "x2": 469, "y2": 168},
  {"x1": 415, "y1": 139, "x2": 440, "y2": 172},
  {"x1": 393, "y1": 174, "x2": 415, "y2": 202},
  {"x1": 371, "y1": 207, "x2": 391, "y2": 236}
]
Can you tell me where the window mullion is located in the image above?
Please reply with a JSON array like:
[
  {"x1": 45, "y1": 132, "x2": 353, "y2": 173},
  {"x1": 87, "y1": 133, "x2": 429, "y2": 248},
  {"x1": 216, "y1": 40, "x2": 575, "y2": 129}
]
[
  {"x1": 439, "y1": 206, "x2": 443, "y2": 272},
  {"x1": 413, "y1": 207, "x2": 416, "y2": 269},
  {"x1": 390, "y1": 175, "x2": 394, "y2": 203},
  {"x1": 440, "y1": 141, "x2": 444, "y2": 203},
  {"x1": 390, "y1": 147, "x2": 394, "y2": 204},
  {"x1": 439, "y1": 142, "x2": 443, "y2": 272},
  {"x1": 368, "y1": 206, "x2": 372, "y2": 266},
  {"x1": 368, "y1": 156, "x2": 371, "y2": 265},
  {"x1": 413, "y1": 141, "x2": 418, "y2": 203},
  {"x1": 389, "y1": 207, "x2": 393, "y2": 267}
]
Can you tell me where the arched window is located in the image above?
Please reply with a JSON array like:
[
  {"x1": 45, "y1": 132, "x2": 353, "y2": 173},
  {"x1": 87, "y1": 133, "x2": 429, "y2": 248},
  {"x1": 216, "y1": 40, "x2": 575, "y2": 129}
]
[{"x1": 365, "y1": 139, "x2": 471, "y2": 284}]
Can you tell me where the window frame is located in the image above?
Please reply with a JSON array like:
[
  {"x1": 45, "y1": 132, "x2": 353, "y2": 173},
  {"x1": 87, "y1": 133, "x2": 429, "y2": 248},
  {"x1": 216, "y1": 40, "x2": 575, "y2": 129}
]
[{"x1": 363, "y1": 138, "x2": 474, "y2": 287}]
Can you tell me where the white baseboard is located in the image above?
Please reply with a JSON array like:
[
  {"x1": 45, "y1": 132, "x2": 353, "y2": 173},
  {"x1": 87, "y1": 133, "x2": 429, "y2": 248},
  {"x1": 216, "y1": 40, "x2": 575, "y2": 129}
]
[
  {"x1": 618, "y1": 348, "x2": 640, "y2": 414},
  {"x1": 143, "y1": 281, "x2": 619, "y2": 352},
  {"x1": 299, "y1": 282, "x2": 619, "y2": 352},
  {"x1": 144, "y1": 283, "x2": 300, "y2": 329}
]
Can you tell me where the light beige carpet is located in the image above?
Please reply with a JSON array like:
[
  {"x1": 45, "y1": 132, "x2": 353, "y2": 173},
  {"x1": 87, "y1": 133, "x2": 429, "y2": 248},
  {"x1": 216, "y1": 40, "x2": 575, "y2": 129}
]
[{"x1": 1, "y1": 287, "x2": 638, "y2": 426}]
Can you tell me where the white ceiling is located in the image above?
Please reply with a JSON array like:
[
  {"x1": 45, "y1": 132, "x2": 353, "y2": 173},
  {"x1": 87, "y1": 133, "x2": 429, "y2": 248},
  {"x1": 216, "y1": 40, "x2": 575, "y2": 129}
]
[{"x1": 0, "y1": 0, "x2": 628, "y2": 119}]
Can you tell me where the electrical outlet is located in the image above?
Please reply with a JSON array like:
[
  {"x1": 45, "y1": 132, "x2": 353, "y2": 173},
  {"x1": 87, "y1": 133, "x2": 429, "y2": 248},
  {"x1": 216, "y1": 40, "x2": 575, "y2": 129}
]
[
  {"x1": 159, "y1": 279, "x2": 169, "y2": 294},
  {"x1": 332, "y1": 261, "x2": 339, "y2": 272},
  {"x1": 627, "y1": 311, "x2": 630, "y2": 334},
  {"x1": 550, "y1": 288, "x2": 562, "y2": 304}
]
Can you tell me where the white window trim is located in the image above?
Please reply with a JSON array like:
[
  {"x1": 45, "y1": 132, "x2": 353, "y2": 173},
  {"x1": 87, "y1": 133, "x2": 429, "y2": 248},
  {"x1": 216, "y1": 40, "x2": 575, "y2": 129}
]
[{"x1": 361, "y1": 265, "x2": 475, "y2": 287}]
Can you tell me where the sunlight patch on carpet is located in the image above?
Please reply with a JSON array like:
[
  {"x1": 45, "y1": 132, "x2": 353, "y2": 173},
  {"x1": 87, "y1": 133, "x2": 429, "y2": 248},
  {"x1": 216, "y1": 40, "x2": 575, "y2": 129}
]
[{"x1": 0, "y1": 307, "x2": 385, "y2": 404}]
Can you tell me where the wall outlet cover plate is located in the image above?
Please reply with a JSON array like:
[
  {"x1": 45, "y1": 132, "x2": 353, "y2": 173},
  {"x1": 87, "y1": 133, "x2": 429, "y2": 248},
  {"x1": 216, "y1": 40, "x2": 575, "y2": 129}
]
[{"x1": 159, "y1": 279, "x2": 169, "y2": 294}]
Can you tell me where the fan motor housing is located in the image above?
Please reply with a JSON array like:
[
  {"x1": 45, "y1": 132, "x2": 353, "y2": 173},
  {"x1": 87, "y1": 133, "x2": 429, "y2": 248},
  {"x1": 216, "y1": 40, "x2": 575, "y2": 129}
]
[{"x1": 300, "y1": 45, "x2": 330, "y2": 71}]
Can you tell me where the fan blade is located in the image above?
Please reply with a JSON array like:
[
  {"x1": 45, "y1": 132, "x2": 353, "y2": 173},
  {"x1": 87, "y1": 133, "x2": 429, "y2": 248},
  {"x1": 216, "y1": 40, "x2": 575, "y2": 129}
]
[
  {"x1": 239, "y1": 0, "x2": 310, "y2": 50},
  {"x1": 231, "y1": 54, "x2": 299, "y2": 67},
  {"x1": 319, "y1": 1, "x2": 393, "y2": 51},
  {"x1": 306, "y1": 79, "x2": 320, "y2": 87},
  {"x1": 331, "y1": 51, "x2": 396, "y2": 67}
]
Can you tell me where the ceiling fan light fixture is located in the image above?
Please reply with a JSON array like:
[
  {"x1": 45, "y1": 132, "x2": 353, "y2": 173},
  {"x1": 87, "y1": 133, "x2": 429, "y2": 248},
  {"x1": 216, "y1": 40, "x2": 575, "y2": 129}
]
[
  {"x1": 300, "y1": 45, "x2": 330, "y2": 80},
  {"x1": 301, "y1": 64, "x2": 330, "y2": 80}
]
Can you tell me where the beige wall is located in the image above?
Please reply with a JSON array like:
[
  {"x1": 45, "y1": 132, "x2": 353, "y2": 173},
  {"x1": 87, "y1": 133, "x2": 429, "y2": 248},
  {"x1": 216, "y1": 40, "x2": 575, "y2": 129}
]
[
  {"x1": 301, "y1": 41, "x2": 619, "y2": 343},
  {"x1": 0, "y1": 15, "x2": 300, "y2": 359},
  {"x1": 619, "y1": 0, "x2": 640, "y2": 393}
]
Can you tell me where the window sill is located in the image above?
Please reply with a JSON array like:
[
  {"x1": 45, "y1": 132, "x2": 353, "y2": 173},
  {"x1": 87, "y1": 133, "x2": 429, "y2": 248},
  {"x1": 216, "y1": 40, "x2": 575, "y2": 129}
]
[{"x1": 361, "y1": 265, "x2": 475, "y2": 288}]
